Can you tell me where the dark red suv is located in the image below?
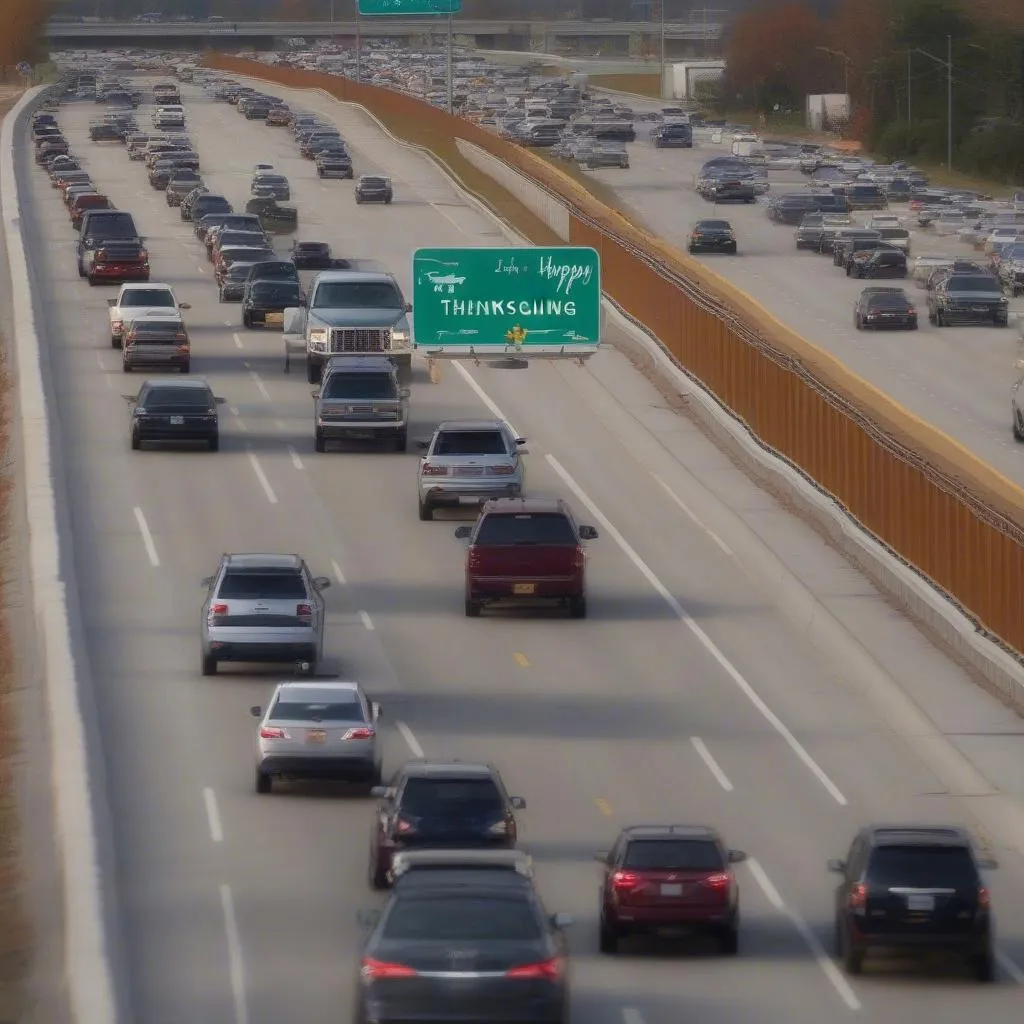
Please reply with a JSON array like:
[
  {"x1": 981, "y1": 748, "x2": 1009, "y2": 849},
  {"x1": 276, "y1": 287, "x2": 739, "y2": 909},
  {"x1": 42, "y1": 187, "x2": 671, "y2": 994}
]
[
  {"x1": 597, "y1": 825, "x2": 746, "y2": 954},
  {"x1": 454, "y1": 498, "x2": 598, "y2": 619}
]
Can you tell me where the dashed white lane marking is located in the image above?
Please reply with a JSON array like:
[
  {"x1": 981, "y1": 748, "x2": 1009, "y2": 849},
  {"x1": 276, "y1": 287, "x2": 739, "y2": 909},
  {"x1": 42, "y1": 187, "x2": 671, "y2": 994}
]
[
  {"x1": 249, "y1": 370, "x2": 270, "y2": 400},
  {"x1": 233, "y1": 333, "x2": 244, "y2": 349},
  {"x1": 331, "y1": 559, "x2": 346, "y2": 585},
  {"x1": 359, "y1": 610, "x2": 375, "y2": 631},
  {"x1": 653, "y1": 474, "x2": 734, "y2": 555},
  {"x1": 246, "y1": 451, "x2": 278, "y2": 504},
  {"x1": 287, "y1": 445, "x2": 304, "y2": 469},
  {"x1": 203, "y1": 787, "x2": 223, "y2": 843},
  {"x1": 690, "y1": 737, "x2": 734, "y2": 792},
  {"x1": 396, "y1": 721, "x2": 424, "y2": 757},
  {"x1": 219, "y1": 884, "x2": 250, "y2": 1024},
  {"x1": 132, "y1": 506, "x2": 160, "y2": 567}
]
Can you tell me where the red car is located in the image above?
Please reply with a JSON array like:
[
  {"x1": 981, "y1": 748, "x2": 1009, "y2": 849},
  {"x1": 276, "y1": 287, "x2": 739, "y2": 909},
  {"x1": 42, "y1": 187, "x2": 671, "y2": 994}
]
[
  {"x1": 454, "y1": 497, "x2": 597, "y2": 618},
  {"x1": 69, "y1": 193, "x2": 114, "y2": 230},
  {"x1": 597, "y1": 824, "x2": 746, "y2": 954},
  {"x1": 87, "y1": 241, "x2": 150, "y2": 285}
]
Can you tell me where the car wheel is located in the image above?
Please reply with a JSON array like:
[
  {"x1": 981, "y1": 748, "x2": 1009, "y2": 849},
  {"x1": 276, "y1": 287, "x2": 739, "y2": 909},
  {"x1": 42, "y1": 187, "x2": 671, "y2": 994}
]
[
  {"x1": 465, "y1": 598, "x2": 482, "y2": 618},
  {"x1": 418, "y1": 500, "x2": 433, "y2": 521},
  {"x1": 936, "y1": 310, "x2": 945, "y2": 327},
  {"x1": 255, "y1": 771, "x2": 272, "y2": 795},
  {"x1": 87, "y1": 276, "x2": 97, "y2": 286},
  {"x1": 306, "y1": 359, "x2": 321, "y2": 385},
  {"x1": 110, "y1": 334, "x2": 120, "y2": 348},
  {"x1": 77, "y1": 261, "x2": 85, "y2": 278},
  {"x1": 719, "y1": 922, "x2": 739, "y2": 955},
  {"x1": 598, "y1": 916, "x2": 619, "y2": 954},
  {"x1": 121, "y1": 359, "x2": 131, "y2": 373},
  {"x1": 242, "y1": 311, "x2": 251, "y2": 328},
  {"x1": 208, "y1": 433, "x2": 219, "y2": 452},
  {"x1": 180, "y1": 362, "x2": 190, "y2": 374},
  {"x1": 394, "y1": 431, "x2": 406, "y2": 452},
  {"x1": 130, "y1": 428, "x2": 141, "y2": 451},
  {"x1": 1013, "y1": 415, "x2": 1024, "y2": 441},
  {"x1": 314, "y1": 429, "x2": 326, "y2": 453},
  {"x1": 842, "y1": 929, "x2": 865, "y2": 975},
  {"x1": 201, "y1": 651, "x2": 217, "y2": 675},
  {"x1": 218, "y1": 289, "x2": 225, "y2": 302},
  {"x1": 369, "y1": 854, "x2": 390, "y2": 891},
  {"x1": 569, "y1": 595, "x2": 587, "y2": 619},
  {"x1": 973, "y1": 943, "x2": 995, "y2": 982}
]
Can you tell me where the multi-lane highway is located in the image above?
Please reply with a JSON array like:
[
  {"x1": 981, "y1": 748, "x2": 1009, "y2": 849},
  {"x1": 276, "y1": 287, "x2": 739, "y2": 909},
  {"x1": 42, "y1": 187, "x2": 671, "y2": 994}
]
[
  {"x1": 17, "y1": 77, "x2": 1024, "y2": 1023},
  {"x1": 570, "y1": 118, "x2": 1024, "y2": 486}
]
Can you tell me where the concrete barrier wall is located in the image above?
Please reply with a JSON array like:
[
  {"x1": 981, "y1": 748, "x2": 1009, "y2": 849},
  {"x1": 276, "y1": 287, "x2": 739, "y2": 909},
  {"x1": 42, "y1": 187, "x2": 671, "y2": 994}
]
[
  {"x1": 1, "y1": 90, "x2": 126, "y2": 1024},
  {"x1": 205, "y1": 54, "x2": 1024, "y2": 677}
]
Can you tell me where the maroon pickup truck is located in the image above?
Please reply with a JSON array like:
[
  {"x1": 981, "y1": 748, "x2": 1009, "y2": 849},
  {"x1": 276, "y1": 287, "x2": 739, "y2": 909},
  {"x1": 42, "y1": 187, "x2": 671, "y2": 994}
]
[{"x1": 454, "y1": 497, "x2": 598, "y2": 619}]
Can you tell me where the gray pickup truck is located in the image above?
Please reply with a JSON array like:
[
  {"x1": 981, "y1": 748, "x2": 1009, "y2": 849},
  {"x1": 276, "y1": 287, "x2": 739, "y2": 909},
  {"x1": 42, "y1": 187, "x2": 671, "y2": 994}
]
[{"x1": 282, "y1": 263, "x2": 413, "y2": 384}]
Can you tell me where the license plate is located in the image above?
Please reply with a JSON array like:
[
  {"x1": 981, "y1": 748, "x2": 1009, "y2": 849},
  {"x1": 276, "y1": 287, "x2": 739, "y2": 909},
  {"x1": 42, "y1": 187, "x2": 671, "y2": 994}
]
[
  {"x1": 266, "y1": 312, "x2": 283, "y2": 324},
  {"x1": 170, "y1": 415, "x2": 184, "y2": 425},
  {"x1": 306, "y1": 729, "x2": 326, "y2": 744},
  {"x1": 906, "y1": 893, "x2": 934, "y2": 912},
  {"x1": 458, "y1": 495, "x2": 481, "y2": 505},
  {"x1": 513, "y1": 583, "x2": 536, "y2": 595},
  {"x1": 660, "y1": 883, "x2": 684, "y2": 896}
]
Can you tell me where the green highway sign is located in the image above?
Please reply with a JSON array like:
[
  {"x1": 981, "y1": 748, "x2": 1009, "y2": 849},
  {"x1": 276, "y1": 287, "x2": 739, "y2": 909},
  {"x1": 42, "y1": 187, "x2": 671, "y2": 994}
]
[
  {"x1": 358, "y1": 0, "x2": 462, "y2": 13},
  {"x1": 412, "y1": 247, "x2": 601, "y2": 358}
]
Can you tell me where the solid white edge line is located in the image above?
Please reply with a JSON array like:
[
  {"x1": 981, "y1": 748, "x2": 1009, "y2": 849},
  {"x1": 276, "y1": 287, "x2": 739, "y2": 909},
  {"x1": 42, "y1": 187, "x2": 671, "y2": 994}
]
[
  {"x1": 286, "y1": 444, "x2": 304, "y2": 470},
  {"x1": 690, "y1": 736, "x2": 733, "y2": 792},
  {"x1": 246, "y1": 450, "x2": 278, "y2": 504},
  {"x1": 233, "y1": 333, "x2": 243, "y2": 349},
  {"x1": 132, "y1": 506, "x2": 160, "y2": 567},
  {"x1": 396, "y1": 720, "x2": 424, "y2": 758},
  {"x1": 331, "y1": 559, "x2": 346, "y2": 585},
  {"x1": 621, "y1": 1009, "x2": 645, "y2": 1024},
  {"x1": 203, "y1": 787, "x2": 223, "y2": 843},
  {"x1": 219, "y1": 883, "x2": 250, "y2": 1024},
  {"x1": 546, "y1": 453, "x2": 848, "y2": 806},
  {"x1": 747, "y1": 859, "x2": 860, "y2": 1011},
  {"x1": 359, "y1": 610, "x2": 375, "y2": 631},
  {"x1": 653, "y1": 473, "x2": 734, "y2": 555},
  {"x1": 451, "y1": 361, "x2": 518, "y2": 436},
  {"x1": 997, "y1": 949, "x2": 1024, "y2": 984},
  {"x1": 249, "y1": 370, "x2": 270, "y2": 401}
]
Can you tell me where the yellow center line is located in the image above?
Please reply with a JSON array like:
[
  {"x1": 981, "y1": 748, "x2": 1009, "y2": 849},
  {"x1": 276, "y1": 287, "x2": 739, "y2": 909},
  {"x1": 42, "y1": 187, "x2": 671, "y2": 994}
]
[
  {"x1": 596, "y1": 798, "x2": 612, "y2": 817},
  {"x1": 513, "y1": 652, "x2": 530, "y2": 668}
]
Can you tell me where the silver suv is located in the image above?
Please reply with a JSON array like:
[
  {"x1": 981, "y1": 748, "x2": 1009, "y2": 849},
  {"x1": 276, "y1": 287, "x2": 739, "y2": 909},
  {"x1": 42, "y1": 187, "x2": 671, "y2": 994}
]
[
  {"x1": 312, "y1": 355, "x2": 409, "y2": 452},
  {"x1": 200, "y1": 553, "x2": 331, "y2": 676},
  {"x1": 416, "y1": 419, "x2": 527, "y2": 521}
]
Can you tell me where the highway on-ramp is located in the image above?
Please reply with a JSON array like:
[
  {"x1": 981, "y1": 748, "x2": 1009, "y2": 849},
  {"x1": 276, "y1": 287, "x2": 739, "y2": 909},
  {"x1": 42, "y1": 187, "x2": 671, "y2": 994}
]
[
  {"x1": 15, "y1": 79, "x2": 1024, "y2": 1023},
  {"x1": 572, "y1": 120, "x2": 1024, "y2": 487}
]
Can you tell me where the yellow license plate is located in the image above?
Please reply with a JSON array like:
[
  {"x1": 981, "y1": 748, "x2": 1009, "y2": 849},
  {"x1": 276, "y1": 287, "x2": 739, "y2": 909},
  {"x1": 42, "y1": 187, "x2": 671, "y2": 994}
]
[
  {"x1": 265, "y1": 312, "x2": 283, "y2": 324},
  {"x1": 306, "y1": 729, "x2": 326, "y2": 744},
  {"x1": 513, "y1": 583, "x2": 536, "y2": 595}
]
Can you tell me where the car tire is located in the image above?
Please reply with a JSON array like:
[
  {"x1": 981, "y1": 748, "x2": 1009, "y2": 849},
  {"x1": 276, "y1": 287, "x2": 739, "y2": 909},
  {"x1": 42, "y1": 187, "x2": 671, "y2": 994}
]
[
  {"x1": 77, "y1": 261, "x2": 85, "y2": 278},
  {"x1": 255, "y1": 771, "x2": 272, "y2": 795},
  {"x1": 394, "y1": 431, "x2": 406, "y2": 453},
  {"x1": 306, "y1": 359, "x2": 321, "y2": 385},
  {"x1": 842, "y1": 929, "x2": 865, "y2": 975},
  {"x1": 1014, "y1": 416, "x2": 1024, "y2": 441},
  {"x1": 242, "y1": 311, "x2": 251, "y2": 328},
  {"x1": 218, "y1": 290, "x2": 225, "y2": 302},
  {"x1": 314, "y1": 429, "x2": 326, "y2": 453},
  {"x1": 87, "y1": 276, "x2": 97, "y2": 286},
  {"x1": 111, "y1": 334, "x2": 121, "y2": 348},
  {"x1": 201, "y1": 652, "x2": 217, "y2": 675},
  {"x1": 208, "y1": 433, "x2": 219, "y2": 452},
  {"x1": 180, "y1": 362, "x2": 190, "y2": 374},
  {"x1": 130, "y1": 428, "x2": 141, "y2": 451},
  {"x1": 936, "y1": 310, "x2": 945, "y2": 327},
  {"x1": 418, "y1": 500, "x2": 433, "y2": 521},
  {"x1": 598, "y1": 917, "x2": 619, "y2": 954},
  {"x1": 369, "y1": 855, "x2": 390, "y2": 891},
  {"x1": 719, "y1": 923, "x2": 739, "y2": 956},
  {"x1": 569, "y1": 595, "x2": 587, "y2": 619},
  {"x1": 973, "y1": 943, "x2": 995, "y2": 982},
  {"x1": 121, "y1": 359, "x2": 131, "y2": 373},
  {"x1": 465, "y1": 598, "x2": 482, "y2": 618}
]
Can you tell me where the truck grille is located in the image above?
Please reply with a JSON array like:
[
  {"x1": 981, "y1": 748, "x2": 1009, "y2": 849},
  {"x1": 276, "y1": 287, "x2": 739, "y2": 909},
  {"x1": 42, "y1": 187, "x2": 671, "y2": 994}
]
[{"x1": 329, "y1": 328, "x2": 389, "y2": 353}]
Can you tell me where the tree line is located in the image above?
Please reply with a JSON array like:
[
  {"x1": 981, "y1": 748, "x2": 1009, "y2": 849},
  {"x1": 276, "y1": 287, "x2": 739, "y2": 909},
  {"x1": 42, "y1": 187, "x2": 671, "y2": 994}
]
[{"x1": 721, "y1": 0, "x2": 1024, "y2": 180}]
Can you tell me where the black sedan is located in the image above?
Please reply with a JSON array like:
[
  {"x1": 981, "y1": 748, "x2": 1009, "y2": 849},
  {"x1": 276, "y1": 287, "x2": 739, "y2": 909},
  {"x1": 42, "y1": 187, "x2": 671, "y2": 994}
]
[
  {"x1": 688, "y1": 219, "x2": 738, "y2": 254},
  {"x1": 290, "y1": 241, "x2": 332, "y2": 269},
  {"x1": 218, "y1": 262, "x2": 257, "y2": 302},
  {"x1": 242, "y1": 280, "x2": 302, "y2": 330},
  {"x1": 355, "y1": 175, "x2": 393, "y2": 204},
  {"x1": 129, "y1": 378, "x2": 219, "y2": 451},
  {"x1": 853, "y1": 287, "x2": 918, "y2": 330},
  {"x1": 356, "y1": 880, "x2": 571, "y2": 1024}
]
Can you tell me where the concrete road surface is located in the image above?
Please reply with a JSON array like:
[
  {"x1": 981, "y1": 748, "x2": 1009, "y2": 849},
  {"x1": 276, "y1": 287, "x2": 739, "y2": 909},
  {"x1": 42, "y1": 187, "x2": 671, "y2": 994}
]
[{"x1": 15, "y1": 79, "x2": 1024, "y2": 1024}]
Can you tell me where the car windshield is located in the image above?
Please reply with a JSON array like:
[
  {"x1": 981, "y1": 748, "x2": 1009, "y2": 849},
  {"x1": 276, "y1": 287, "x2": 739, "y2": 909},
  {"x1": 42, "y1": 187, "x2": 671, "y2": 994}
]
[
  {"x1": 217, "y1": 570, "x2": 306, "y2": 600},
  {"x1": 382, "y1": 895, "x2": 541, "y2": 941},
  {"x1": 141, "y1": 388, "x2": 211, "y2": 409},
  {"x1": 123, "y1": 289, "x2": 175, "y2": 307},
  {"x1": 270, "y1": 698, "x2": 365, "y2": 722},
  {"x1": 434, "y1": 430, "x2": 506, "y2": 456},
  {"x1": 623, "y1": 839, "x2": 724, "y2": 871},
  {"x1": 322, "y1": 374, "x2": 395, "y2": 400},
  {"x1": 399, "y1": 777, "x2": 503, "y2": 816},
  {"x1": 948, "y1": 275, "x2": 1001, "y2": 293},
  {"x1": 867, "y1": 845, "x2": 977, "y2": 887},
  {"x1": 312, "y1": 282, "x2": 402, "y2": 308},
  {"x1": 361, "y1": 177, "x2": 389, "y2": 186},
  {"x1": 475, "y1": 513, "x2": 576, "y2": 545}
]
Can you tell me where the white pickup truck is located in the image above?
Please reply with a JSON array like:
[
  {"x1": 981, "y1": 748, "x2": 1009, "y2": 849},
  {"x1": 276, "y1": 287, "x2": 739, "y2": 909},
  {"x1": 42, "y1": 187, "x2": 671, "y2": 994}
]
[{"x1": 107, "y1": 283, "x2": 190, "y2": 348}]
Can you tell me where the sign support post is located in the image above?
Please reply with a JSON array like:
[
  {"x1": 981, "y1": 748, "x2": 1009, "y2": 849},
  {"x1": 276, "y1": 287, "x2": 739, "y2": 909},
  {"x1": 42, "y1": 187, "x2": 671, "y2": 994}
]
[{"x1": 447, "y1": 11, "x2": 453, "y2": 113}]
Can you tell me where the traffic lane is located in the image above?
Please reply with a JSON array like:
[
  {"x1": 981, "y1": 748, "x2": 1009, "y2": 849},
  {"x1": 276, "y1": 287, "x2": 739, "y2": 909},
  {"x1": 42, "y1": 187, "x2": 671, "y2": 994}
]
[{"x1": 593, "y1": 140, "x2": 1024, "y2": 483}]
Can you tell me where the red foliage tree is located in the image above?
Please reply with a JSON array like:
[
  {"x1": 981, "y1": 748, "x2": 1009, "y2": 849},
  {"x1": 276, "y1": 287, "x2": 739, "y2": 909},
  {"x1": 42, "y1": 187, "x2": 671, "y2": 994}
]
[{"x1": 2, "y1": 0, "x2": 54, "y2": 69}]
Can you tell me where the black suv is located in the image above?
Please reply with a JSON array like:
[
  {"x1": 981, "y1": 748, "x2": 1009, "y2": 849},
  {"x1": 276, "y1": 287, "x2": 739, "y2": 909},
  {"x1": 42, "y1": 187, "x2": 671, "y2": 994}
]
[
  {"x1": 829, "y1": 825, "x2": 996, "y2": 980},
  {"x1": 368, "y1": 761, "x2": 526, "y2": 889},
  {"x1": 927, "y1": 273, "x2": 1008, "y2": 327}
]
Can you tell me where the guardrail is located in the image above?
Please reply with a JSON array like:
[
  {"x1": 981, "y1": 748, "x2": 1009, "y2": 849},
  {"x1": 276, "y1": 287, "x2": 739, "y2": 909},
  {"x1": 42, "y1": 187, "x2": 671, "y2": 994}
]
[{"x1": 205, "y1": 53, "x2": 1024, "y2": 666}]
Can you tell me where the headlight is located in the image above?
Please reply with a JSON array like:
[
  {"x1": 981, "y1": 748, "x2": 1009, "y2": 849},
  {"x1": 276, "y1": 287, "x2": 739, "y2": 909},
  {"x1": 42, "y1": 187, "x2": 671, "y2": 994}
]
[
  {"x1": 391, "y1": 330, "x2": 410, "y2": 345},
  {"x1": 309, "y1": 328, "x2": 328, "y2": 345}
]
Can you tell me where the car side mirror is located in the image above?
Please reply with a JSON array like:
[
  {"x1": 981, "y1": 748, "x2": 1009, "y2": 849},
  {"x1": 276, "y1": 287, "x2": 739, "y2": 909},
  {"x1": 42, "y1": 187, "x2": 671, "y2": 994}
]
[
  {"x1": 249, "y1": 705, "x2": 262, "y2": 718},
  {"x1": 313, "y1": 576, "x2": 331, "y2": 590},
  {"x1": 510, "y1": 796, "x2": 526, "y2": 810},
  {"x1": 179, "y1": 302, "x2": 191, "y2": 310},
  {"x1": 551, "y1": 913, "x2": 574, "y2": 930},
  {"x1": 415, "y1": 439, "x2": 430, "y2": 450},
  {"x1": 398, "y1": 387, "x2": 410, "y2": 399},
  {"x1": 515, "y1": 437, "x2": 527, "y2": 445},
  {"x1": 454, "y1": 526, "x2": 473, "y2": 540},
  {"x1": 106, "y1": 298, "x2": 116, "y2": 307},
  {"x1": 371, "y1": 701, "x2": 382, "y2": 720},
  {"x1": 201, "y1": 575, "x2": 213, "y2": 587},
  {"x1": 827, "y1": 858, "x2": 846, "y2": 874},
  {"x1": 311, "y1": 390, "x2": 320, "y2": 399},
  {"x1": 356, "y1": 908, "x2": 380, "y2": 929},
  {"x1": 578, "y1": 525, "x2": 598, "y2": 540},
  {"x1": 215, "y1": 397, "x2": 226, "y2": 404},
  {"x1": 370, "y1": 785, "x2": 390, "y2": 799},
  {"x1": 728, "y1": 849, "x2": 747, "y2": 864}
]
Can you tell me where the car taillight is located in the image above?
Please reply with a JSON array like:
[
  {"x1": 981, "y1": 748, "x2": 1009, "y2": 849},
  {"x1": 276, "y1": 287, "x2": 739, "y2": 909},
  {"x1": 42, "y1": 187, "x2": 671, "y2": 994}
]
[
  {"x1": 139, "y1": 249, "x2": 148, "y2": 261},
  {"x1": 396, "y1": 818, "x2": 416, "y2": 834},
  {"x1": 978, "y1": 886, "x2": 991, "y2": 908},
  {"x1": 573, "y1": 544, "x2": 585, "y2": 568},
  {"x1": 611, "y1": 870, "x2": 640, "y2": 891},
  {"x1": 467, "y1": 548, "x2": 481, "y2": 572},
  {"x1": 296, "y1": 603, "x2": 312, "y2": 617},
  {"x1": 487, "y1": 820, "x2": 508, "y2": 835},
  {"x1": 488, "y1": 465, "x2": 515, "y2": 475},
  {"x1": 259, "y1": 726, "x2": 288, "y2": 739},
  {"x1": 111, "y1": 319, "x2": 123, "y2": 331},
  {"x1": 342, "y1": 726, "x2": 375, "y2": 741},
  {"x1": 506, "y1": 957, "x2": 563, "y2": 981},
  {"x1": 210, "y1": 603, "x2": 228, "y2": 616},
  {"x1": 360, "y1": 957, "x2": 417, "y2": 980},
  {"x1": 702, "y1": 872, "x2": 732, "y2": 891},
  {"x1": 421, "y1": 463, "x2": 447, "y2": 476},
  {"x1": 848, "y1": 882, "x2": 867, "y2": 910}
]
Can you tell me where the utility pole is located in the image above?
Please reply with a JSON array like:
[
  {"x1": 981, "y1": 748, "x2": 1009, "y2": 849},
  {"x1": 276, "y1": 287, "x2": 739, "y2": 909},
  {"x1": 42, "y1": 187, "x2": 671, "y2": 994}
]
[
  {"x1": 356, "y1": 5, "x2": 361, "y2": 83},
  {"x1": 947, "y1": 33, "x2": 953, "y2": 171},
  {"x1": 447, "y1": 10, "x2": 453, "y2": 114},
  {"x1": 659, "y1": 2, "x2": 666, "y2": 100}
]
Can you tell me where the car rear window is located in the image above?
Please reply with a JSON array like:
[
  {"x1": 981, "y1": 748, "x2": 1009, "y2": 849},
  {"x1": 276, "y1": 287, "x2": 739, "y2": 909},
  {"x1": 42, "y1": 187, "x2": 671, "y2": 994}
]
[
  {"x1": 123, "y1": 289, "x2": 175, "y2": 307},
  {"x1": 867, "y1": 293, "x2": 910, "y2": 307},
  {"x1": 270, "y1": 698, "x2": 365, "y2": 722},
  {"x1": 475, "y1": 513, "x2": 576, "y2": 545},
  {"x1": 947, "y1": 275, "x2": 1001, "y2": 292},
  {"x1": 142, "y1": 387, "x2": 212, "y2": 409},
  {"x1": 322, "y1": 374, "x2": 395, "y2": 400},
  {"x1": 623, "y1": 839, "x2": 724, "y2": 871},
  {"x1": 84, "y1": 212, "x2": 138, "y2": 238},
  {"x1": 399, "y1": 777, "x2": 503, "y2": 816},
  {"x1": 217, "y1": 571, "x2": 307, "y2": 600},
  {"x1": 382, "y1": 895, "x2": 542, "y2": 941},
  {"x1": 434, "y1": 430, "x2": 506, "y2": 456},
  {"x1": 867, "y1": 845, "x2": 978, "y2": 887},
  {"x1": 251, "y1": 282, "x2": 300, "y2": 303}
]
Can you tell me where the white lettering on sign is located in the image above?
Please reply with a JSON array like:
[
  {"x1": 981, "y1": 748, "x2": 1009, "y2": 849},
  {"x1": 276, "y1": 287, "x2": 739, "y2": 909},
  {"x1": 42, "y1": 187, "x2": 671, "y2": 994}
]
[
  {"x1": 494, "y1": 255, "x2": 524, "y2": 276},
  {"x1": 440, "y1": 299, "x2": 577, "y2": 317},
  {"x1": 537, "y1": 255, "x2": 593, "y2": 295}
]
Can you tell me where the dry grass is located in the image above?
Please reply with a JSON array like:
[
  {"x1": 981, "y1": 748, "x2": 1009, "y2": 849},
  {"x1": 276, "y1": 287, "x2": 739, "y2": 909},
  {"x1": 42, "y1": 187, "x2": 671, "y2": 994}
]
[
  {"x1": 0, "y1": 90, "x2": 29, "y2": 1024},
  {"x1": 588, "y1": 73, "x2": 662, "y2": 98}
]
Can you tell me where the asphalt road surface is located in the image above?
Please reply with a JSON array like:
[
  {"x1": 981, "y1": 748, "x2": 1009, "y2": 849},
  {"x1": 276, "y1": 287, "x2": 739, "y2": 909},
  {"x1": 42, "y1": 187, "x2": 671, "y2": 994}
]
[
  {"x1": 16, "y1": 79, "x2": 1024, "y2": 1024},
  {"x1": 577, "y1": 118, "x2": 1024, "y2": 487}
]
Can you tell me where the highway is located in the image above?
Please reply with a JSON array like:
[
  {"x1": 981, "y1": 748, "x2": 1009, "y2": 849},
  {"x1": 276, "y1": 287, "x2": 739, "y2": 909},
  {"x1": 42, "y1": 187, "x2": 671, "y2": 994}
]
[
  {"x1": 574, "y1": 119, "x2": 1024, "y2": 487},
  {"x1": 17, "y1": 79, "x2": 1024, "y2": 1023}
]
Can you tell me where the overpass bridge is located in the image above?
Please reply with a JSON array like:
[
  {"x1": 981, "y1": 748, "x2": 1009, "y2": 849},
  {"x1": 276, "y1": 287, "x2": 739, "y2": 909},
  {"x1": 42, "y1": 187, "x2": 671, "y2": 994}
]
[{"x1": 46, "y1": 19, "x2": 724, "y2": 57}]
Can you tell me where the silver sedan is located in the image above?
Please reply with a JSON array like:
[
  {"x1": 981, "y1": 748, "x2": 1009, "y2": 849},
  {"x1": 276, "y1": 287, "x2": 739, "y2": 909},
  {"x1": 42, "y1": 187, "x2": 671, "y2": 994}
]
[
  {"x1": 415, "y1": 419, "x2": 527, "y2": 521},
  {"x1": 250, "y1": 680, "x2": 382, "y2": 793}
]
